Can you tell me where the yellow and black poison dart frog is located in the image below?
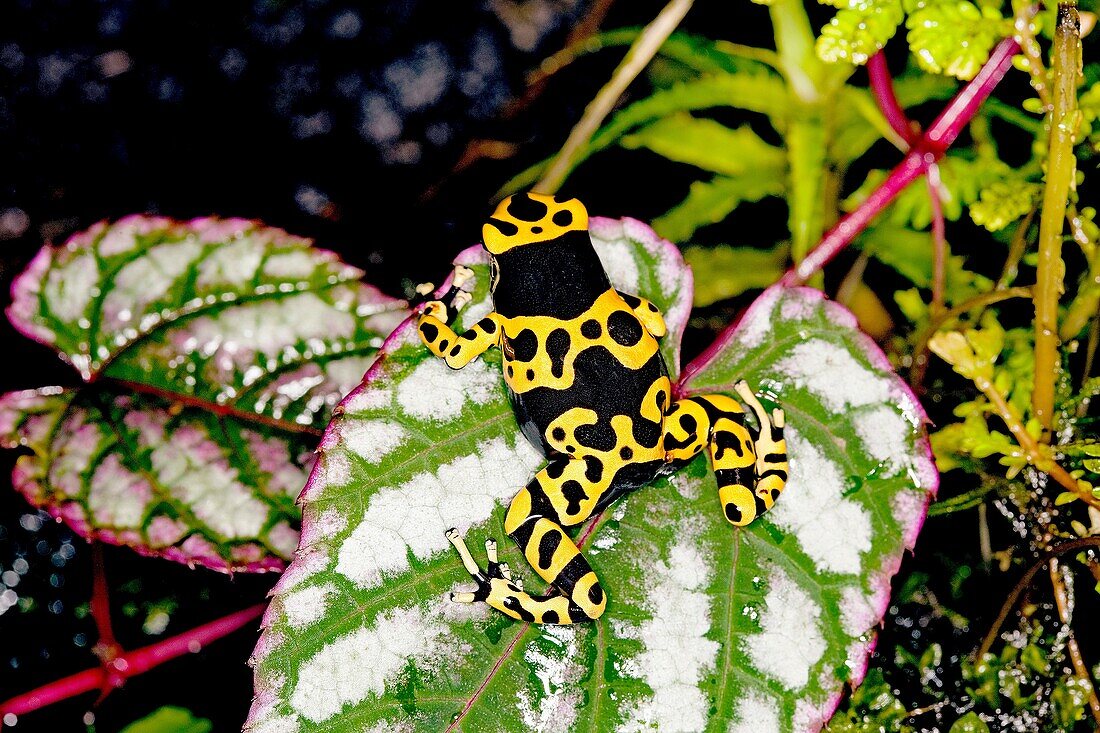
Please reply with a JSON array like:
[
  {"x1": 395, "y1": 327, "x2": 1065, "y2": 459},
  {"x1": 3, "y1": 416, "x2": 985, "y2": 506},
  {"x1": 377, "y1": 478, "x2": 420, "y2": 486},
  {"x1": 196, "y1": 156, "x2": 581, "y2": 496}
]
[{"x1": 416, "y1": 192, "x2": 788, "y2": 625}]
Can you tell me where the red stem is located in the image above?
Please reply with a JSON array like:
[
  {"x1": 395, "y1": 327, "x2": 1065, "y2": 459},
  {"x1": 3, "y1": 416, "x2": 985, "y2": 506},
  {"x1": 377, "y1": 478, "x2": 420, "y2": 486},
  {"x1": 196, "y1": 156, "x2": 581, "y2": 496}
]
[
  {"x1": 780, "y1": 37, "x2": 1020, "y2": 286},
  {"x1": 89, "y1": 544, "x2": 125, "y2": 697},
  {"x1": 867, "y1": 52, "x2": 918, "y2": 144},
  {"x1": 89, "y1": 544, "x2": 117, "y2": 651},
  {"x1": 926, "y1": 163, "x2": 948, "y2": 316},
  {"x1": 0, "y1": 603, "x2": 265, "y2": 719}
]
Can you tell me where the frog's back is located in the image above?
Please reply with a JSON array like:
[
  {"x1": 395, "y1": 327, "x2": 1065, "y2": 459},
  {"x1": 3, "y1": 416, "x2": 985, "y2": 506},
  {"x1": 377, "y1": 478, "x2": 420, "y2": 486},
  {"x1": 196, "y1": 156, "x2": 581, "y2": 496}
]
[{"x1": 484, "y1": 194, "x2": 671, "y2": 486}]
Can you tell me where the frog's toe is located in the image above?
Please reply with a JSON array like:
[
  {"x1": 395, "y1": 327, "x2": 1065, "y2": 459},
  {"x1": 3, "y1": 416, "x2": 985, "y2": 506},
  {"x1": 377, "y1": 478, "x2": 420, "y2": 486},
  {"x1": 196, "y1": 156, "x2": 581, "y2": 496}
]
[
  {"x1": 446, "y1": 527, "x2": 486, "y2": 579},
  {"x1": 452, "y1": 265, "x2": 475, "y2": 289},
  {"x1": 451, "y1": 290, "x2": 472, "y2": 311}
]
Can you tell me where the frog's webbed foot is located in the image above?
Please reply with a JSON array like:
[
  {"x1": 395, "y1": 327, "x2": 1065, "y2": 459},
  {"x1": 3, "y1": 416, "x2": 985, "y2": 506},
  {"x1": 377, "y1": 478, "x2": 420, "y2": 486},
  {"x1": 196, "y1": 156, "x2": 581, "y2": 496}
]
[
  {"x1": 445, "y1": 528, "x2": 583, "y2": 624},
  {"x1": 412, "y1": 265, "x2": 474, "y2": 322},
  {"x1": 445, "y1": 528, "x2": 518, "y2": 604},
  {"x1": 733, "y1": 380, "x2": 785, "y2": 438}
]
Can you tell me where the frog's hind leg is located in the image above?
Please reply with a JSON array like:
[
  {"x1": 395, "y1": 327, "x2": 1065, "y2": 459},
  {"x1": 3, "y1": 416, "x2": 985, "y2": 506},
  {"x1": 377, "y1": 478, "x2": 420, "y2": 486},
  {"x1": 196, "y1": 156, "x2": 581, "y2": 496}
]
[
  {"x1": 732, "y1": 380, "x2": 788, "y2": 519},
  {"x1": 445, "y1": 457, "x2": 610, "y2": 625},
  {"x1": 445, "y1": 518, "x2": 596, "y2": 625},
  {"x1": 662, "y1": 382, "x2": 787, "y2": 527}
]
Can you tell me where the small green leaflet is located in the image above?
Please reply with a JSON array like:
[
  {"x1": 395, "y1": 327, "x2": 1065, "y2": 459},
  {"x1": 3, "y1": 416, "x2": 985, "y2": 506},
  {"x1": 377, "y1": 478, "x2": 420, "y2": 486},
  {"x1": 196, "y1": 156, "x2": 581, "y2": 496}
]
[
  {"x1": 119, "y1": 706, "x2": 213, "y2": 733},
  {"x1": 621, "y1": 114, "x2": 785, "y2": 178},
  {"x1": 654, "y1": 175, "x2": 784, "y2": 242},
  {"x1": 0, "y1": 217, "x2": 407, "y2": 571},
  {"x1": 684, "y1": 244, "x2": 788, "y2": 306},
  {"x1": 247, "y1": 218, "x2": 936, "y2": 732}
]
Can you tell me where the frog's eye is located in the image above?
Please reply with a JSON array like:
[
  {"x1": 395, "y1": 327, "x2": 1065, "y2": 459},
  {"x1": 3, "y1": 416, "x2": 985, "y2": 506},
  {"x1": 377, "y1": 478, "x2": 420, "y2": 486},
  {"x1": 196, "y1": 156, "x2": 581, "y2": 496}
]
[{"x1": 489, "y1": 255, "x2": 500, "y2": 293}]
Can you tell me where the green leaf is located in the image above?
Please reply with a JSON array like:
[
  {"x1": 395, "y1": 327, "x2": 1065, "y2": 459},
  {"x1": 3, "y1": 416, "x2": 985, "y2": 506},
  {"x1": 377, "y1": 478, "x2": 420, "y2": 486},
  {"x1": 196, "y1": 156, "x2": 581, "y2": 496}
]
[
  {"x1": 120, "y1": 706, "x2": 212, "y2": 733},
  {"x1": 788, "y1": 115, "x2": 830, "y2": 263},
  {"x1": 816, "y1": 0, "x2": 904, "y2": 66},
  {"x1": 1, "y1": 217, "x2": 406, "y2": 571},
  {"x1": 653, "y1": 175, "x2": 785, "y2": 242},
  {"x1": 969, "y1": 180, "x2": 1043, "y2": 232},
  {"x1": 856, "y1": 224, "x2": 994, "y2": 305},
  {"x1": 621, "y1": 114, "x2": 785, "y2": 176},
  {"x1": 247, "y1": 227, "x2": 936, "y2": 732},
  {"x1": 500, "y1": 71, "x2": 790, "y2": 194},
  {"x1": 904, "y1": 0, "x2": 1008, "y2": 80},
  {"x1": 684, "y1": 245, "x2": 789, "y2": 306},
  {"x1": 565, "y1": 28, "x2": 779, "y2": 78}
]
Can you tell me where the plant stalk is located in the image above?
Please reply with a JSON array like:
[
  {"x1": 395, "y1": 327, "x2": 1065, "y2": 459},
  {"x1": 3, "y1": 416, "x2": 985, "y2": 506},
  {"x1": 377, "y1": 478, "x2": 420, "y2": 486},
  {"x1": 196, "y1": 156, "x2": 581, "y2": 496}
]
[
  {"x1": 534, "y1": 0, "x2": 695, "y2": 194},
  {"x1": 767, "y1": 0, "x2": 822, "y2": 103},
  {"x1": 1049, "y1": 560, "x2": 1100, "y2": 725},
  {"x1": 973, "y1": 371, "x2": 1097, "y2": 507},
  {"x1": 927, "y1": 164, "x2": 947, "y2": 319},
  {"x1": 977, "y1": 536, "x2": 1100, "y2": 659},
  {"x1": 1033, "y1": 2, "x2": 1081, "y2": 435},
  {"x1": 780, "y1": 38, "x2": 1021, "y2": 286}
]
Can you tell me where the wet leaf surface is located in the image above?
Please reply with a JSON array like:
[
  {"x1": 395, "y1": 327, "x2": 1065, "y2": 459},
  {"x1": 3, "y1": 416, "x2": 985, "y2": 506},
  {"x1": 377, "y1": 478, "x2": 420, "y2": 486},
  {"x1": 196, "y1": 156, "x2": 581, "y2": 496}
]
[
  {"x1": 247, "y1": 219, "x2": 936, "y2": 732},
  {"x1": 1, "y1": 217, "x2": 407, "y2": 572}
]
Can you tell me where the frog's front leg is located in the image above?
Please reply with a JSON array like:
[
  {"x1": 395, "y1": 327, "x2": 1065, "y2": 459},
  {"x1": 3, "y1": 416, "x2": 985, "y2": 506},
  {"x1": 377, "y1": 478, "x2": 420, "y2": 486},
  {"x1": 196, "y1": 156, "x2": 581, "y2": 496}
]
[
  {"x1": 663, "y1": 382, "x2": 787, "y2": 526},
  {"x1": 416, "y1": 269, "x2": 503, "y2": 369},
  {"x1": 446, "y1": 458, "x2": 608, "y2": 625},
  {"x1": 616, "y1": 291, "x2": 666, "y2": 338}
]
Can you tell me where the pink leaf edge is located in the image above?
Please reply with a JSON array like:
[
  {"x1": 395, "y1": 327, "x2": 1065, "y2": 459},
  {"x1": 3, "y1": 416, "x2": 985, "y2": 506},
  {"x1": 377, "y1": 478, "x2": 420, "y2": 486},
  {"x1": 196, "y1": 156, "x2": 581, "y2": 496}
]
[
  {"x1": 0, "y1": 387, "x2": 289, "y2": 574},
  {"x1": 681, "y1": 283, "x2": 939, "y2": 721},
  {"x1": 5, "y1": 214, "x2": 369, "y2": 379}
]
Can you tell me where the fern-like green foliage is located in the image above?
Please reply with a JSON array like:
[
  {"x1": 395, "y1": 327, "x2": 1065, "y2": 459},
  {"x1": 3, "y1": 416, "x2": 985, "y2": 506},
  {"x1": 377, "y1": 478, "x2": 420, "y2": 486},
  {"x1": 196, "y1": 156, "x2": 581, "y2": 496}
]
[
  {"x1": 816, "y1": 0, "x2": 904, "y2": 65},
  {"x1": 621, "y1": 113, "x2": 785, "y2": 176},
  {"x1": 1078, "y1": 81, "x2": 1100, "y2": 147},
  {"x1": 904, "y1": 0, "x2": 1009, "y2": 80},
  {"x1": 846, "y1": 154, "x2": 1018, "y2": 229},
  {"x1": 653, "y1": 175, "x2": 785, "y2": 241},
  {"x1": 970, "y1": 180, "x2": 1043, "y2": 231},
  {"x1": 814, "y1": 0, "x2": 1009, "y2": 80}
]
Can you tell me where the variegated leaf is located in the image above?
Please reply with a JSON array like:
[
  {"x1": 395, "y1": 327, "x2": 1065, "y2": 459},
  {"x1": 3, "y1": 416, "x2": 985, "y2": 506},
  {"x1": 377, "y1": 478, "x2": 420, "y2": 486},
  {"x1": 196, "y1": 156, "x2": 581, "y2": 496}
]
[
  {"x1": 246, "y1": 219, "x2": 936, "y2": 732},
  {"x1": 1, "y1": 217, "x2": 407, "y2": 571}
]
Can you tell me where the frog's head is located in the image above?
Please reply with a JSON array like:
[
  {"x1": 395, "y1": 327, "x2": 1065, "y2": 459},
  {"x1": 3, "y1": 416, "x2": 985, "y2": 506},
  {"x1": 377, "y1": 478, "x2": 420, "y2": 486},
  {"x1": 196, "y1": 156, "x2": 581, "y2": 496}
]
[
  {"x1": 482, "y1": 192, "x2": 607, "y2": 316},
  {"x1": 482, "y1": 192, "x2": 588, "y2": 256}
]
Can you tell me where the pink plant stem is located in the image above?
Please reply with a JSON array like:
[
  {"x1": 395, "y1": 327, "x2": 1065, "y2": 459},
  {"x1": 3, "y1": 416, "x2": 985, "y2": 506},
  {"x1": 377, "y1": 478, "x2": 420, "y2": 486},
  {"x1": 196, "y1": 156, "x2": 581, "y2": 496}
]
[
  {"x1": 0, "y1": 603, "x2": 265, "y2": 719},
  {"x1": 89, "y1": 544, "x2": 117, "y2": 650},
  {"x1": 867, "y1": 52, "x2": 918, "y2": 144},
  {"x1": 779, "y1": 37, "x2": 1020, "y2": 287},
  {"x1": 926, "y1": 164, "x2": 948, "y2": 316},
  {"x1": 89, "y1": 543, "x2": 125, "y2": 697}
]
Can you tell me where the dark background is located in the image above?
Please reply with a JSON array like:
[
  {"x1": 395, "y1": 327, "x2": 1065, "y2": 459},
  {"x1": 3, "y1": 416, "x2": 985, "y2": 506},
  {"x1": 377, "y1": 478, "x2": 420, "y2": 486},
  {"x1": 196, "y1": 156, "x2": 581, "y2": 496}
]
[
  {"x1": 0, "y1": 1, "x2": 712, "y2": 729},
  {"x1": 0, "y1": 0, "x2": 1036, "y2": 730}
]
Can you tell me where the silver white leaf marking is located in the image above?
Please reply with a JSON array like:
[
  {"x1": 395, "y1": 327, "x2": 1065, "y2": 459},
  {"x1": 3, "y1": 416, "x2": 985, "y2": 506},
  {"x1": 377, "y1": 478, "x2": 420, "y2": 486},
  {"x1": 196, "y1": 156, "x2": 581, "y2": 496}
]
[
  {"x1": 618, "y1": 531, "x2": 718, "y2": 732},
  {"x1": 768, "y1": 431, "x2": 871, "y2": 575},
  {"x1": 289, "y1": 605, "x2": 456, "y2": 723},
  {"x1": 777, "y1": 339, "x2": 892, "y2": 412},
  {"x1": 395, "y1": 357, "x2": 500, "y2": 421},
  {"x1": 517, "y1": 625, "x2": 583, "y2": 733},
  {"x1": 728, "y1": 691, "x2": 781, "y2": 733},
  {"x1": 744, "y1": 565, "x2": 825, "y2": 690},
  {"x1": 854, "y1": 404, "x2": 916, "y2": 475},
  {"x1": 282, "y1": 582, "x2": 339, "y2": 630},
  {"x1": 335, "y1": 437, "x2": 543, "y2": 589}
]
